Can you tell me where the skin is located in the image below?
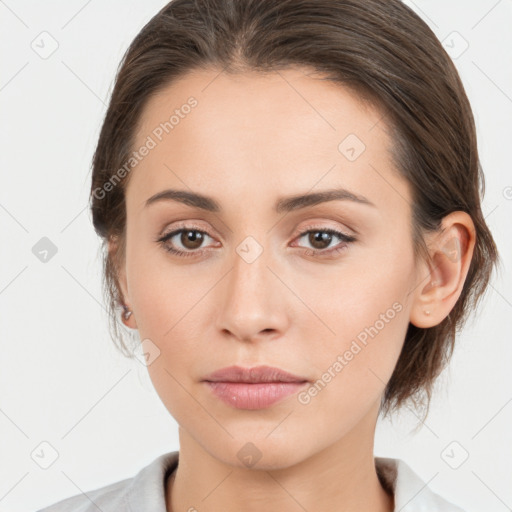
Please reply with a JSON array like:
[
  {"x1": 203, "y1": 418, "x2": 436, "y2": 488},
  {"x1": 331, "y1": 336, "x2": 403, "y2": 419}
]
[{"x1": 112, "y1": 66, "x2": 476, "y2": 512}]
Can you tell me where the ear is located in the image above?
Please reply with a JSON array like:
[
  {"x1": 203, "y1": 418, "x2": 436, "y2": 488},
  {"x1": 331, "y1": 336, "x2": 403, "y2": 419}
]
[
  {"x1": 409, "y1": 211, "x2": 476, "y2": 328},
  {"x1": 108, "y1": 236, "x2": 138, "y2": 330}
]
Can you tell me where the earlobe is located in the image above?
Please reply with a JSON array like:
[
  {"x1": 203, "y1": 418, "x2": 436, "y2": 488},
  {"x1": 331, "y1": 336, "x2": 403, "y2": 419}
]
[
  {"x1": 108, "y1": 236, "x2": 138, "y2": 330},
  {"x1": 409, "y1": 211, "x2": 476, "y2": 329},
  {"x1": 121, "y1": 306, "x2": 138, "y2": 329},
  {"x1": 121, "y1": 304, "x2": 137, "y2": 329},
  {"x1": 118, "y1": 275, "x2": 138, "y2": 329}
]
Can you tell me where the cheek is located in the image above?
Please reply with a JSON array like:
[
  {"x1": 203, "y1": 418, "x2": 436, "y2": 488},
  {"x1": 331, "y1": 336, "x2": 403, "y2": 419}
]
[
  {"x1": 126, "y1": 237, "x2": 212, "y2": 340},
  {"x1": 299, "y1": 294, "x2": 407, "y2": 405},
  {"x1": 291, "y1": 242, "x2": 414, "y2": 400},
  {"x1": 290, "y1": 290, "x2": 409, "y2": 438}
]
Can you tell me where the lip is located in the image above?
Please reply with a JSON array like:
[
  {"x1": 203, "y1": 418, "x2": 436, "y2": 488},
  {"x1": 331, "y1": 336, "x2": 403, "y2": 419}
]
[
  {"x1": 204, "y1": 381, "x2": 308, "y2": 409},
  {"x1": 202, "y1": 365, "x2": 310, "y2": 410},
  {"x1": 202, "y1": 365, "x2": 309, "y2": 384}
]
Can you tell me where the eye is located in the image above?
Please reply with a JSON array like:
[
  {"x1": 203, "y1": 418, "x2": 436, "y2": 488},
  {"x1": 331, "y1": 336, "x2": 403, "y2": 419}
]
[
  {"x1": 293, "y1": 226, "x2": 357, "y2": 257},
  {"x1": 156, "y1": 226, "x2": 217, "y2": 258}
]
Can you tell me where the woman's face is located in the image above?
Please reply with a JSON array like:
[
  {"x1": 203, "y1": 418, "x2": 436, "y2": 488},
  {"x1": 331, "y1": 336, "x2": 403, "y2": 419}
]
[{"x1": 116, "y1": 66, "x2": 423, "y2": 468}]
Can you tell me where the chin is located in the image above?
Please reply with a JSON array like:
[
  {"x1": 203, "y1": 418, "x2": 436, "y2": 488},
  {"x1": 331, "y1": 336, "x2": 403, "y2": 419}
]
[{"x1": 208, "y1": 437, "x2": 313, "y2": 471}]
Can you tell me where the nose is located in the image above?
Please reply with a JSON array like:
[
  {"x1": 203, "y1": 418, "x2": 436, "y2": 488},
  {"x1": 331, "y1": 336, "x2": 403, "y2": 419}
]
[{"x1": 215, "y1": 242, "x2": 290, "y2": 343}]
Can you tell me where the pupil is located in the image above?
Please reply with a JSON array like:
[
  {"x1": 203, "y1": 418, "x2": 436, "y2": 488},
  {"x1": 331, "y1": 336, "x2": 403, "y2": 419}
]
[
  {"x1": 310, "y1": 231, "x2": 331, "y2": 249},
  {"x1": 182, "y1": 230, "x2": 203, "y2": 249}
]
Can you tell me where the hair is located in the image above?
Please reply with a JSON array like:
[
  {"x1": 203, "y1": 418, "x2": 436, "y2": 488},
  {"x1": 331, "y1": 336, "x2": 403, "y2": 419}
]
[{"x1": 89, "y1": 0, "x2": 500, "y2": 420}]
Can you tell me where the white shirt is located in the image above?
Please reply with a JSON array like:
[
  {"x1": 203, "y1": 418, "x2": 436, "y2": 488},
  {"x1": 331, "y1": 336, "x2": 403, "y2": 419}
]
[{"x1": 36, "y1": 451, "x2": 466, "y2": 511}]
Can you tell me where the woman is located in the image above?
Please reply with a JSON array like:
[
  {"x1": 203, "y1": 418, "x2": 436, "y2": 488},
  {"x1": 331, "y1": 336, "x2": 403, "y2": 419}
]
[{"x1": 37, "y1": 0, "x2": 500, "y2": 510}]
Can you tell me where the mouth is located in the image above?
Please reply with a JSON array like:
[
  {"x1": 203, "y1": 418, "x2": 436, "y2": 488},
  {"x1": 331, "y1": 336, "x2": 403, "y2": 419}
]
[{"x1": 202, "y1": 365, "x2": 310, "y2": 410}]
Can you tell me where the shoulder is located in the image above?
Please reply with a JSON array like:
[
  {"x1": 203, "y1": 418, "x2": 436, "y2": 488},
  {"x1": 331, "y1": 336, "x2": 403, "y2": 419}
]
[
  {"x1": 36, "y1": 451, "x2": 179, "y2": 512},
  {"x1": 375, "y1": 456, "x2": 466, "y2": 512},
  {"x1": 36, "y1": 478, "x2": 132, "y2": 512}
]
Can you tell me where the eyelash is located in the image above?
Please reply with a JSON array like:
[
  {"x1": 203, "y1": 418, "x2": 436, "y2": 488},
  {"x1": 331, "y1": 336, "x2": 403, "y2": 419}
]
[{"x1": 156, "y1": 224, "x2": 357, "y2": 259}]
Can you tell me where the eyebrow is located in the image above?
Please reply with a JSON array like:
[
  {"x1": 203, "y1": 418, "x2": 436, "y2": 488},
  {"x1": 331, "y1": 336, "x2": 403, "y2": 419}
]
[{"x1": 144, "y1": 187, "x2": 376, "y2": 212}]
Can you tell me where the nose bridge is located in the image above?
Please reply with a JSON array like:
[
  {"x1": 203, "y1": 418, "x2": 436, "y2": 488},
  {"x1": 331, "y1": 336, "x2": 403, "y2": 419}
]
[{"x1": 215, "y1": 235, "x2": 288, "y2": 341}]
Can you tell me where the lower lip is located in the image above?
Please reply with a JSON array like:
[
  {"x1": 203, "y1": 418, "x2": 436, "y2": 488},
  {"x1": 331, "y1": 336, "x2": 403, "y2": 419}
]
[{"x1": 204, "y1": 381, "x2": 308, "y2": 409}]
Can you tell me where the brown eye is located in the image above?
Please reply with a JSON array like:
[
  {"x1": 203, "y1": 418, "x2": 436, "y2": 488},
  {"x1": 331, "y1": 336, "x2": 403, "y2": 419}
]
[
  {"x1": 307, "y1": 231, "x2": 334, "y2": 250},
  {"x1": 180, "y1": 230, "x2": 205, "y2": 250},
  {"x1": 294, "y1": 227, "x2": 357, "y2": 257},
  {"x1": 157, "y1": 227, "x2": 215, "y2": 257}
]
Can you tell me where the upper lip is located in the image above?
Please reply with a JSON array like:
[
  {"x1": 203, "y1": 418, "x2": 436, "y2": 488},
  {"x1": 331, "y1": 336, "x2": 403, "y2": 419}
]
[{"x1": 203, "y1": 365, "x2": 309, "y2": 383}]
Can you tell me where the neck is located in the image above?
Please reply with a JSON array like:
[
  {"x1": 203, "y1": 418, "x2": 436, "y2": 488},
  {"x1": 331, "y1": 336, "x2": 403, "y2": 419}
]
[{"x1": 166, "y1": 404, "x2": 394, "y2": 512}]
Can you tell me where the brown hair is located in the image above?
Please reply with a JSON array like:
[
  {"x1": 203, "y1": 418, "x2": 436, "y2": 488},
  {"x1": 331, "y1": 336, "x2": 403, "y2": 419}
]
[{"x1": 89, "y1": 0, "x2": 501, "y2": 419}]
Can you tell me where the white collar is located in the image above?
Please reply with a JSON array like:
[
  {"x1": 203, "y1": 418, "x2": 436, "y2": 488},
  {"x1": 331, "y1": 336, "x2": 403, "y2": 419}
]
[
  {"x1": 375, "y1": 456, "x2": 465, "y2": 511},
  {"x1": 39, "y1": 450, "x2": 466, "y2": 511}
]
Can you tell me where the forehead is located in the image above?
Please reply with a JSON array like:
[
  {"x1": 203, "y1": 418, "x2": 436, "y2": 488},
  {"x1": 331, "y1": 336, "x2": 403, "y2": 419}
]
[
  {"x1": 128, "y1": 66, "x2": 408, "y2": 215},
  {"x1": 135, "y1": 66, "x2": 385, "y2": 145}
]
